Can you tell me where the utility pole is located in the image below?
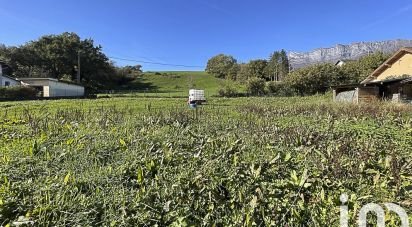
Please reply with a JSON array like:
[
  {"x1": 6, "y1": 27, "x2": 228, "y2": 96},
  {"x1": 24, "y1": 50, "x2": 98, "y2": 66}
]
[{"x1": 77, "y1": 50, "x2": 81, "y2": 83}]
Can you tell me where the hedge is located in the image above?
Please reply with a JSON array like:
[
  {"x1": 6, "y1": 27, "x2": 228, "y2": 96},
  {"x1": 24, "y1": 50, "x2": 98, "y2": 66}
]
[{"x1": 0, "y1": 86, "x2": 38, "y2": 100}]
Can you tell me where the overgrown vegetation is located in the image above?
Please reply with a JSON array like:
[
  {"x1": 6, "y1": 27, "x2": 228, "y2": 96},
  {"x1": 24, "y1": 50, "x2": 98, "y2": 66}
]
[
  {"x1": 206, "y1": 52, "x2": 391, "y2": 96},
  {"x1": 0, "y1": 86, "x2": 38, "y2": 100},
  {"x1": 266, "y1": 82, "x2": 294, "y2": 96},
  {"x1": 1, "y1": 97, "x2": 411, "y2": 226},
  {"x1": 218, "y1": 80, "x2": 240, "y2": 97},
  {"x1": 246, "y1": 78, "x2": 266, "y2": 96}
]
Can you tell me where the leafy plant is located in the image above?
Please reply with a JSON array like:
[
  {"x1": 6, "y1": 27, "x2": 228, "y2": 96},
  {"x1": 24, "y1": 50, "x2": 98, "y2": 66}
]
[{"x1": 0, "y1": 96, "x2": 411, "y2": 226}]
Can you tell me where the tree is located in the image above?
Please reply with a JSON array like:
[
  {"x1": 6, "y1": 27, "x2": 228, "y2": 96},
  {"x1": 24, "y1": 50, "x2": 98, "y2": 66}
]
[
  {"x1": 206, "y1": 54, "x2": 237, "y2": 79},
  {"x1": 0, "y1": 32, "x2": 128, "y2": 89},
  {"x1": 266, "y1": 81, "x2": 295, "y2": 96},
  {"x1": 282, "y1": 52, "x2": 391, "y2": 96},
  {"x1": 115, "y1": 65, "x2": 142, "y2": 78},
  {"x1": 284, "y1": 63, "x2": 343, "y2": 95},
  {"x1": 0, "y1": 44, "x2": 10, "y2": 62},
  {"x1": 248, "y1": 59, "x2": 268, "y2": 80},
  {"x1": 341, "y1": 52, "x2": 390, "y2": 83},
  {"x1": 114, "y1": 65, "x2": 143, "y2": 85},
  {"x1": 246, "y1": 77, "x2": 266, "y2": 96},
  {"x1": 227, "y1": 63, "x2": 240, "y2": 80},
  {"x1": 8, "y1": 33, "x2": 83, "y2": 79},
  {"x1": 236, "y1": 63, "x2": 250, "y2": 82},
  {"x1": 236, "y1": 60, "x2": 268, "y2": 82},
  {"x1": 266, "y1": 49, "x2": 290, "y2": 81}
]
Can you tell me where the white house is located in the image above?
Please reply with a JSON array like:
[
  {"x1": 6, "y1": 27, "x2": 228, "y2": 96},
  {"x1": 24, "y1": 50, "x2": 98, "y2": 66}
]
[
  {"x1": 18, "y1": 78, "x2": 85, "y2": 97},
  {"x1": 0, "y1": 75, "x2": 21, "y2": 87},
  {"x1": 335, "y1": 60, "x2": 346, "y2": 67},
  {"x1": 0, "y1": 61, "x2": 21, "y2": 87},
  {"x1": 1, "y1": 60, "x2": 85, "y2": 98}
]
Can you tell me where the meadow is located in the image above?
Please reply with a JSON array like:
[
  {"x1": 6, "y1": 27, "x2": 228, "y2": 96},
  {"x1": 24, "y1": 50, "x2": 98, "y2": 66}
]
[
  {"x1": 108, "y1": 71, "x2": 230, "y2": 98},
  {"x1": 1, "y1": 95, "x2": 412, "y2": 226}
]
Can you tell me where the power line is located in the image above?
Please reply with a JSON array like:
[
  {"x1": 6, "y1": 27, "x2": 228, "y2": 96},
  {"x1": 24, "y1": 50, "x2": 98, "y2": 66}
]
[{"x1": 109, "y1": 56, "x2": 205, "y2": 68}]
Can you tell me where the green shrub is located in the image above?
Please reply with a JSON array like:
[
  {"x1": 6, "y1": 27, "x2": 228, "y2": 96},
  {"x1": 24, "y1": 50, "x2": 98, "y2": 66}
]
[
  {"x1": 218, "y1": 81, "x2": 239, "y2": 97},
  {"x1": 266, "y1": 82, "x2": 295, "y2": 96},
  {"x1": 246, "y1": 77, "x2": 265, "y2": 96},
  {"x1": 0, "y1": 86, "x2": 38, "y2": 100}
]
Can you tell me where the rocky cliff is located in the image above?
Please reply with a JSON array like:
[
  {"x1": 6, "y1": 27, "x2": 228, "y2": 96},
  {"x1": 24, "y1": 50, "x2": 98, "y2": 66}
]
[{"x1": 288, "y1": 39, "x2": 412, "y2": 69}]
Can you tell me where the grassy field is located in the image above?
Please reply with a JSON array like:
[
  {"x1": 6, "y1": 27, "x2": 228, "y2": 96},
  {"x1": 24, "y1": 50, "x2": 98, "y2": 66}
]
[
  {"x1": 1, "y1": 96, "x2": 412, "y2": 226},
  {"x1": 109, "y1": 71, "x2": 230, "y2": 98}
]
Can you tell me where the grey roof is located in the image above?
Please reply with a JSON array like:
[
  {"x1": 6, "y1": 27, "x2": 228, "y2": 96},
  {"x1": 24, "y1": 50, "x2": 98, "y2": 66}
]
[
  {"x1": 363, "y1": 77, "x2": 412, "y2": 85},
  {"x1": 0, "y1": 74, "x2": 20, "y2": 82},
  {"x1": 331, "y1": 83, "x2": 360, "y2": 89},
  {"x1": 18, "y1": 77, "x2": 84, "y2": 87},
  {"x1": 17, "y1": 77, "x2": 59, "y2": 82},
  {"x1": 400, "y1": 77, "x2": 412, "y2": 84}
]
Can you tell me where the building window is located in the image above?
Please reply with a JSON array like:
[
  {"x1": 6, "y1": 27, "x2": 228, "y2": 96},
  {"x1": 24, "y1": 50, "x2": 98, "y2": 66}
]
[{"x1": 5, "y1": 81, "x2": 10, "y2": 87}]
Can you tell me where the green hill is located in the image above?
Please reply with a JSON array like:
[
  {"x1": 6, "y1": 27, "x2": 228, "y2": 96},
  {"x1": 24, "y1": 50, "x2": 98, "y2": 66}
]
[{"x1": 124, "y1": 71, "x2": 223, "y2": 97}]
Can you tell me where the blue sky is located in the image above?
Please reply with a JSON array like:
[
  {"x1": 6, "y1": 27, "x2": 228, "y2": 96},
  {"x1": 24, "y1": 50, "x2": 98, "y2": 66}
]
[{"x1": 1, "y1": 0, "x2": 412, "y2": 71}]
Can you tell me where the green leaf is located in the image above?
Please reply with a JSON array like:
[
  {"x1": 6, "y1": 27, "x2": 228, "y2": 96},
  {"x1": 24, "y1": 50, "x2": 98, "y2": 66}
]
[
  {"x1": 284, "y1": 152, "x2": 292, "y2": 162},
  {"x1": 64, "y1": 172, "x2": 71, "y2": 185},
  {"x1": 303, "y1": 183, "x2": 312, "y2": 188},
  {"x1": 137, "y1": 167, "x2": 144, "y2": 184},
  {"x1": 291, "y1": 170, "x2": 299, "y2": 185},
  {"x1": 66, "y1": 138, "x2": 75, "y2": 146},
  {"x1": 119, "y1": 138, "x2": 127, "y2": 147},
  {"x1": 320, "y1": 188, "x2": 325, "y2": 201},
  {"x1": 299, "y1": 168, "x2": 308, "y2": 187}
]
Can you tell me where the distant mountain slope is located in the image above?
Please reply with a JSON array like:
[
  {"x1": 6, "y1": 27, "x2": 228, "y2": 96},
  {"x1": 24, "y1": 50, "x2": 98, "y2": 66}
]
[{"x1": 288, "y1": 39, "x2": 412, "y2": 69}]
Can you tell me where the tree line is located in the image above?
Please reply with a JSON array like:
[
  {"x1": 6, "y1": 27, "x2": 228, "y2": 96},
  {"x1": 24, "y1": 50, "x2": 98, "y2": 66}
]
[
  {"x1": 206, "y1": 51, "x2": 390, "y2": 96},
  {"x1": 206, "y1": 50, "x2": 290, "y2": 82},
  {"x1": 0, "y1": 32, "x2": 390, "y2": 95},
  {"x1": 0, "y1": 32, "x2": 142, "y2": 90}
]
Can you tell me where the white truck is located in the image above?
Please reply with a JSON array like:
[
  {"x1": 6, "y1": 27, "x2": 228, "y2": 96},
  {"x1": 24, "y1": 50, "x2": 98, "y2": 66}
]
[{"x1": 188, "y1": 89, "x2": 206, "y2": 105}]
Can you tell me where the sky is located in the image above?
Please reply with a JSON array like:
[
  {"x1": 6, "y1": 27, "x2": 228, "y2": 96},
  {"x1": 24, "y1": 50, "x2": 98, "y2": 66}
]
[{"x1": 1, "y1": 0, "x2": 412, "y2": 71}]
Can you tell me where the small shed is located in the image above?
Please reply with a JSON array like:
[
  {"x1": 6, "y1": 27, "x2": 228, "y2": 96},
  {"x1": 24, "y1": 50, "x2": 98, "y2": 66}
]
[
  {"x1": 332, "y1": 84, "x2": 379, "y2": 104},
  {"x1": 18, "y1": 78, "x2": 85, "y2": 97},
  {"x1": 332, "y1": 84, "x2": 359, "y2": 103},
  {"x1": 363, "y1": 77, "x2": 412, "y2": 104},
  {"x1": 333, "y1": 47, "x2": 412, "y2": 104}
]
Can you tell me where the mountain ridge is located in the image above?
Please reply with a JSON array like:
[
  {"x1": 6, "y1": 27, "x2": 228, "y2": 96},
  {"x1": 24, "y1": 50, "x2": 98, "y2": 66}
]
[{"x1": 287, "y1": 39, "x2": 412, "y2": 69}]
